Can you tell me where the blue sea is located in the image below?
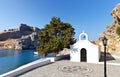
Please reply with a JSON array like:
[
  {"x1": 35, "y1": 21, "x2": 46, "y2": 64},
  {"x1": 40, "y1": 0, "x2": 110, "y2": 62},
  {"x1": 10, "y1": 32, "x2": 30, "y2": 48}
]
[{"x1": 0, "y1": 50, "x2": 40, "y2": 75}]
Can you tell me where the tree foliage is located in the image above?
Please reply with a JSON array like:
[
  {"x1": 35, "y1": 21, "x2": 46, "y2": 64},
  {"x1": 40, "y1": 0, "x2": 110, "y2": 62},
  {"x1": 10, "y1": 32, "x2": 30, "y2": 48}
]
[
  {"x1": 37, "y1": 17, "x2": 76, "y2": 56},
  {"x1": 116, "y1": 26, "x2": 120, "y2": 36}
]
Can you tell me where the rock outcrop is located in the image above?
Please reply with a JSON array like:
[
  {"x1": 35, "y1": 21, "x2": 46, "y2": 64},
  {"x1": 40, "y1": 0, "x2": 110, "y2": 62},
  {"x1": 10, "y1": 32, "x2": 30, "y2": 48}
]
[
  {"x1": 57, "y1": 48, "x2": 71, "y2": 56},
  {"x1": 98, "y1": 3, "x2": 120, "y2": 56},
  {"x1": 0, "y1": 24, "x2": 40, "y2": 50}
]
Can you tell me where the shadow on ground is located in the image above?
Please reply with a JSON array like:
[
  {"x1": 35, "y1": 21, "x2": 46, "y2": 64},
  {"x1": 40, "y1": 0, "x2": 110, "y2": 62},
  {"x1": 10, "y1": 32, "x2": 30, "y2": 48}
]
[{"x1": 99, "y1": 52, "x2": 115, "y2": 62}]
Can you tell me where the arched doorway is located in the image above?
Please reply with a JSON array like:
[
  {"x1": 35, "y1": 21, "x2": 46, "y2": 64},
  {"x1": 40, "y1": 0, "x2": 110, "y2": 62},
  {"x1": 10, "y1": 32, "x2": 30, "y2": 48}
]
[{"x1": 81, "y1": 48, "x2": 87, "y2": 62}]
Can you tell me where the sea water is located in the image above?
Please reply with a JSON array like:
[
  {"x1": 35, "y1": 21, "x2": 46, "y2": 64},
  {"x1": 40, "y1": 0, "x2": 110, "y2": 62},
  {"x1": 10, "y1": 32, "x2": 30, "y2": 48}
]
[{"x1": 0, "y1": 50, "x2": 40, "y2": 75}]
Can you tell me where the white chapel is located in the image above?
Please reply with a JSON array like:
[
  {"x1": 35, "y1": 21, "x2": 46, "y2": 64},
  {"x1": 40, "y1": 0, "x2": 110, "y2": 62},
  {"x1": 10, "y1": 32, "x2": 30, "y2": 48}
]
[{"x1": 70, "y1": 31, "x2": 100, "y2": 63}]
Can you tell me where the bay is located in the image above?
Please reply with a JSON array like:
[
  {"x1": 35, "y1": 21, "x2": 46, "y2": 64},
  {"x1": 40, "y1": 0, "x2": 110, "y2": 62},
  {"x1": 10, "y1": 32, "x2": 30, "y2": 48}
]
[{"x1": 0, "y1": 50, "x2": 40, "y2": 75}]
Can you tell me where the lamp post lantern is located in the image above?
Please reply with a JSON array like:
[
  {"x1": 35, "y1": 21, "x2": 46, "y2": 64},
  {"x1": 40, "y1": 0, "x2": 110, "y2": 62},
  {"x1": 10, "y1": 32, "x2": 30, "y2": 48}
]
[{"x1": 102, "y1": 36, "x2": 108, "y2": 77}]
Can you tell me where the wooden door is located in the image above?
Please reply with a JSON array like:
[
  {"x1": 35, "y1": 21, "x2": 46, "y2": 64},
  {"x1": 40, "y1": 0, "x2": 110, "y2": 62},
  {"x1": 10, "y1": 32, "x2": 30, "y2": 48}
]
[{"x1": 81, "y1": 48, "x2": 87, "y2": 62}]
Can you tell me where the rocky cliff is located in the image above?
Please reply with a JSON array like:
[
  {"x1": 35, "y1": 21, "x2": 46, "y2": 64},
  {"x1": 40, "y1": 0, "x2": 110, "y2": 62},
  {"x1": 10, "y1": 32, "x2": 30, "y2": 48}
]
[
  {"x1": 0, "y1": 24, "x2": 40, "y2": 50},
  {"x1": 98, "y1": 3, "x2": 120, "y2": 56}
]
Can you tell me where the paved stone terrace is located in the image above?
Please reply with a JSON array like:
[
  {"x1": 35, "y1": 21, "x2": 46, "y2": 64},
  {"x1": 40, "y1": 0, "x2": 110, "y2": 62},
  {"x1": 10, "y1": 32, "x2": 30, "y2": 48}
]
[{"x1": 19, "y1": 60, "x2": 120, "y2": 77}]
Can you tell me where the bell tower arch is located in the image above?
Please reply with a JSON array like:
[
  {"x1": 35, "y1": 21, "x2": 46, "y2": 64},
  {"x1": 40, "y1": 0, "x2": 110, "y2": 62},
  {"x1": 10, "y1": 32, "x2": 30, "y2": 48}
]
[{"x1": 79, "y1": 31, "x2": 88, "y2": 41}]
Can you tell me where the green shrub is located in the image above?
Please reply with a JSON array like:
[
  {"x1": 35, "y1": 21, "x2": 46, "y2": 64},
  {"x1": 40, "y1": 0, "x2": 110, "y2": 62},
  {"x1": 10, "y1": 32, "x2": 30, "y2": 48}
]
[{"x1": 116, "y1": 26, "x2": 120, "y2": 36}]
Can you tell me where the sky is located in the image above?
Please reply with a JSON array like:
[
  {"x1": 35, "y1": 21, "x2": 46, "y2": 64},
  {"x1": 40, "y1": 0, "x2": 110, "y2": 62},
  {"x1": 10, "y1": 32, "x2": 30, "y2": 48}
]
[{"x1": 0, "y1": 0, "x2": 120, "y2": 41}]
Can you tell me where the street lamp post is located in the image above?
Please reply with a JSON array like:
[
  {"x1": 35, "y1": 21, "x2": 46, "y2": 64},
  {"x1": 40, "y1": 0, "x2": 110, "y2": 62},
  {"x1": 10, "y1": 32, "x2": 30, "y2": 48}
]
[{"x1": 102, "y1": 36, "x2": 108, "y2": 77}]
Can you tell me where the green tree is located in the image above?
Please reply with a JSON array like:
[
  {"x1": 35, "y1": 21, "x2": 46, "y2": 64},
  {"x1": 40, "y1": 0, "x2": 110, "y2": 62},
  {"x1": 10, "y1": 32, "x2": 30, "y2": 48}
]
[
  {"x1": 37, "y1": 17, "x2": 76, "y2": 56},
  {"x1": 116, "y1": 26, "x2": 120, "y2": 36}
]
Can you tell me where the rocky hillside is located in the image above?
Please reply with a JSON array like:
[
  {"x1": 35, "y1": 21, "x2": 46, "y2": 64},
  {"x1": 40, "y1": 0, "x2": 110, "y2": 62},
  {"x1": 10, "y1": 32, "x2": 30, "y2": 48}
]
[
  {"x1": 98, "y1": 3, "x2": 120, "y2": 56},
  {"x1": 0, "y1": 24, "x2": 40, "y2": 50}
]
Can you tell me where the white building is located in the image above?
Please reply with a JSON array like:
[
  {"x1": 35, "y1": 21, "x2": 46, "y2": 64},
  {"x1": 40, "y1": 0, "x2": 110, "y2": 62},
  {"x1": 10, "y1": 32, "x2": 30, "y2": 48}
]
[{"x1": 70, "y1": 31, "x2": 100, "y2": 63}]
